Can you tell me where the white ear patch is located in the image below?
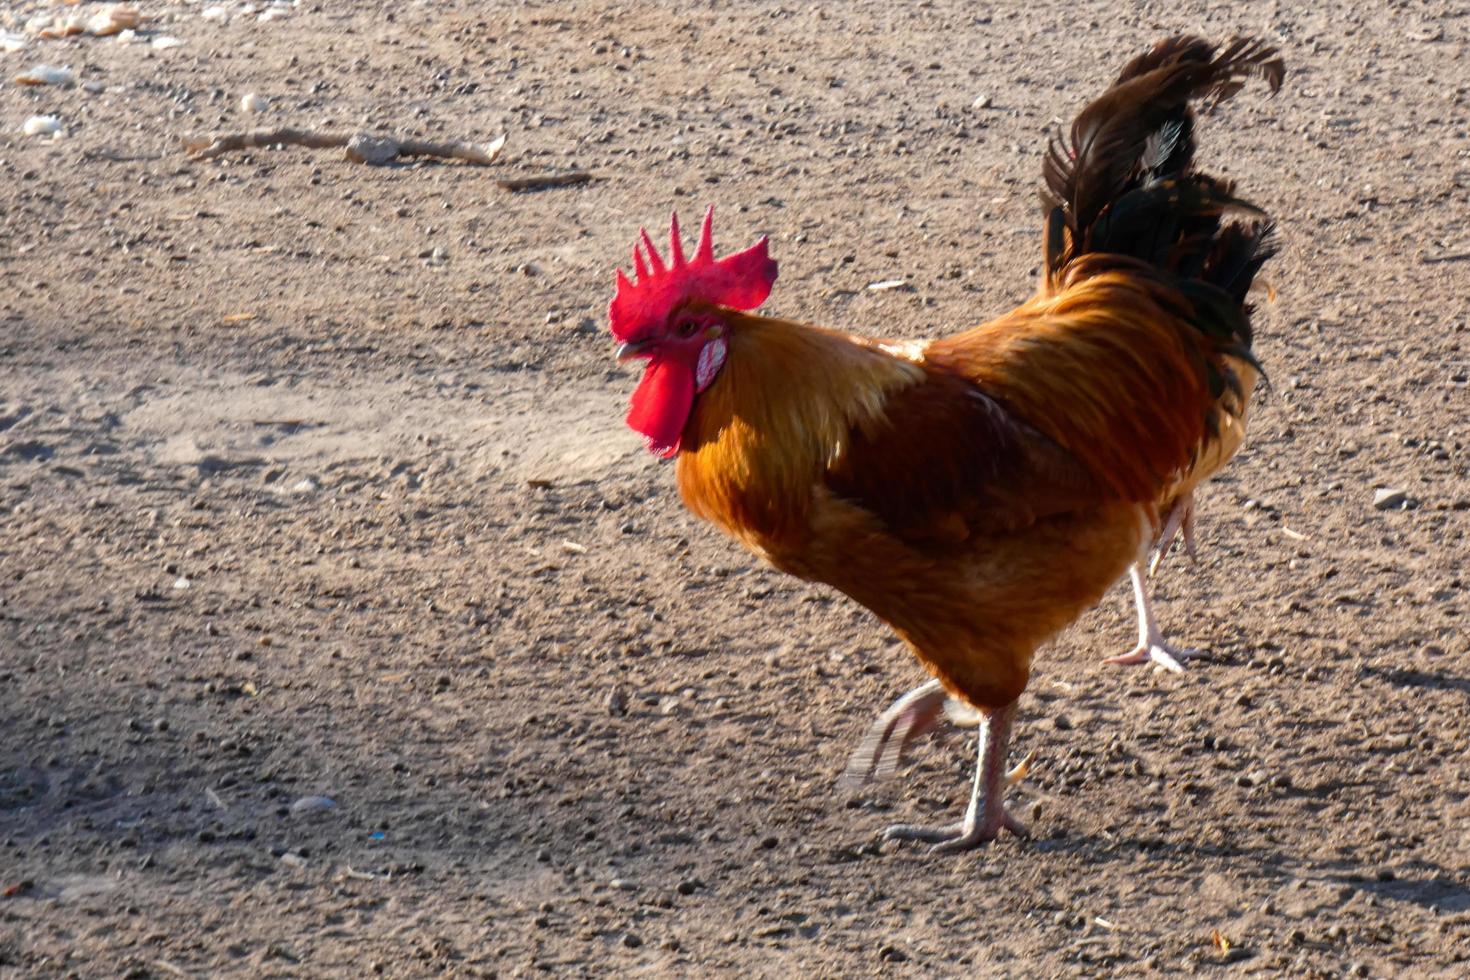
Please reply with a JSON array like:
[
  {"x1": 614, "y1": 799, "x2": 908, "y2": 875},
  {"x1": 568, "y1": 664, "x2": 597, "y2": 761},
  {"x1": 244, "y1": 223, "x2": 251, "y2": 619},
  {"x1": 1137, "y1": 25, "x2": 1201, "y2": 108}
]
[{"x1": 695, "y1": 336, "x2": 727, "y2": 392}]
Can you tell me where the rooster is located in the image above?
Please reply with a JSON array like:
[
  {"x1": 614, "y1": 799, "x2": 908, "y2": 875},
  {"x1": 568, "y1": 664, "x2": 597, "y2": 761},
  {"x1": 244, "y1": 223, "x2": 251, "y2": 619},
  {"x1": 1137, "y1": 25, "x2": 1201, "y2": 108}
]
[{"x1": 607, "y1": 36, "x2": 1283, "y2": 851}]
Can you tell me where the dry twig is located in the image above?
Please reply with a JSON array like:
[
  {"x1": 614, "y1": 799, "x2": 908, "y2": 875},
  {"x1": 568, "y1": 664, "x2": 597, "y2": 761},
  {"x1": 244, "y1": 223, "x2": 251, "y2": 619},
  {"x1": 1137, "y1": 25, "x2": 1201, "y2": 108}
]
[
  {"x1": 182, "y1": 127, "x2": 507, "y2": 167},
  {"x1": 182, "y1": 128, "x2": 596, "y2": 190},
  {"x1": 184, "y1": 127, "x2": 350, "y2": 160},
  {"x1": 495, "y1": 171, "x2": 596, "y2": 192}
]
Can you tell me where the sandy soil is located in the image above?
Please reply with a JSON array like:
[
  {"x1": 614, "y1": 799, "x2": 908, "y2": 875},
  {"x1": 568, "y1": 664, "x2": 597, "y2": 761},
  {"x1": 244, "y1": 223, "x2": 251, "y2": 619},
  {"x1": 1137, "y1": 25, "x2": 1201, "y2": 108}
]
[{"x1": 1, "y1": 0, "x2": 1468, "y2": 976}]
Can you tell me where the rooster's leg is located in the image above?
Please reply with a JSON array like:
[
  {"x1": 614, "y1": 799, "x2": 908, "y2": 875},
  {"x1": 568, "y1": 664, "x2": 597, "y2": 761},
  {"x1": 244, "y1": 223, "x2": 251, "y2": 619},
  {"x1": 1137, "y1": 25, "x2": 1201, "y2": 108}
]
[
  {"x1": 1148, "y1": 490, "x2": 1199, "y2": 575},
  {"x1": 1103, "y1": 565, "x2": 1206, "y2": 673},
  {"x1": 881, "y1": 701, "x2": 1028, "y2": 853},
  {"x1": 840, "y1": 679, "x2": 947, "y2": 787}
]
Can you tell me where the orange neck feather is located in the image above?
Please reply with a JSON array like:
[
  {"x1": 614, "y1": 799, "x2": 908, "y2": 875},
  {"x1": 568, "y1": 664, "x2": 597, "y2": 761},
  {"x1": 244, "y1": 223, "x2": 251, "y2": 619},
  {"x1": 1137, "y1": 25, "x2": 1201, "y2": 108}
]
[{"x1": 675, "y1": 311, "x2": 922, "y2": 549}]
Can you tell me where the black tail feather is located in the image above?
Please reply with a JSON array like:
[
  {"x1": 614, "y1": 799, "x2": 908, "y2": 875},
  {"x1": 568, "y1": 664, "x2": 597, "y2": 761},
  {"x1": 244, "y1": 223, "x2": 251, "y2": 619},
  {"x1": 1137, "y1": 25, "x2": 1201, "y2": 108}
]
[{"x1": 1040, "y1": 34, "x2": 1284, "y2": 327}]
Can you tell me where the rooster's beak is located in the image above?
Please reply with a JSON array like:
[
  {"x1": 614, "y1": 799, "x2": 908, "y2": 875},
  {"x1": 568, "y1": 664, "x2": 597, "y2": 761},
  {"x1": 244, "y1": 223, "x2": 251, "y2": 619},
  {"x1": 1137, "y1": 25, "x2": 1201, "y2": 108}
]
[{"x1": 616, "y1": 339, "x2": 656, "y2": 363}]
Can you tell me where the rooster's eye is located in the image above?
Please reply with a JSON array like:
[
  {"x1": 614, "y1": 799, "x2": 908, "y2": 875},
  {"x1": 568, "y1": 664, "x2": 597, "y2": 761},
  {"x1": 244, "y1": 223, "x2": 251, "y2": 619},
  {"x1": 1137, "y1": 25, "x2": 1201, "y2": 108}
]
[{"x1": 677, "y1": 320, "x2": 699, "y2": 338}]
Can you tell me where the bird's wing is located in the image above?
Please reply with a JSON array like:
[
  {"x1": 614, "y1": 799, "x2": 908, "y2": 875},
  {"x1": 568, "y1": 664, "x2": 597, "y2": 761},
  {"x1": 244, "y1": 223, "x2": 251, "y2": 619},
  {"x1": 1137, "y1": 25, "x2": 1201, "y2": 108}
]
[{"x1": 822, "y1": 366, "x2": 1103, "y2": 545}]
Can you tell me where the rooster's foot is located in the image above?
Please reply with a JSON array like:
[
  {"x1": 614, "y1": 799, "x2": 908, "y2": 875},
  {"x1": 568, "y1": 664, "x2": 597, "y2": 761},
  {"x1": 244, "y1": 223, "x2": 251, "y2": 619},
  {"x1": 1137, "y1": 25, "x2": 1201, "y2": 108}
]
[
  {"x1": 1103, "y1": 640, "x2": 1206, "y2": 674},
  {"x1": 840, "y1": 679, "x2": 948, "y2": 788},
  {"x1": 1106, "y1": 565, "x2": 1207, "y2": 674},
  {"x1": 878, "y1": 701, "x2": 1027, "y2": 854},
  {"x1": 882, "y1": 806, "x2": 1029, "y2": 853}
]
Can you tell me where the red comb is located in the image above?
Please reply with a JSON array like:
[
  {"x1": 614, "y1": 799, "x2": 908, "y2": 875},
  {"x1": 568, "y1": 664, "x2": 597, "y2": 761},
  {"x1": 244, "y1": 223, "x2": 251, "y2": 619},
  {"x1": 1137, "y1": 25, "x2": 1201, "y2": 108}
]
[{"x1": 608, "y1": 206, "x2": 778, "y2": 342}]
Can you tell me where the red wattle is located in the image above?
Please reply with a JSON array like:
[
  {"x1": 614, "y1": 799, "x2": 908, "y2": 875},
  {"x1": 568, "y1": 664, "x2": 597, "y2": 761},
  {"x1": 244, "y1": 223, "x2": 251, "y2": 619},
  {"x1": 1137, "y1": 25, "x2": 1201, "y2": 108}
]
[{"x1": 626, "y1": 357, "x2": 695, "y2": 458}]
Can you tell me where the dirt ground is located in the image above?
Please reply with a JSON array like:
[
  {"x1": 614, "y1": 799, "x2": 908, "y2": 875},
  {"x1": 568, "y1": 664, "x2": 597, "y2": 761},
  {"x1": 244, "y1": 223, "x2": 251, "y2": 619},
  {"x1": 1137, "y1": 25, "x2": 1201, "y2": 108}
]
[{"x1": 1, "y1": 0, "x2": 1467, "y2": 976}]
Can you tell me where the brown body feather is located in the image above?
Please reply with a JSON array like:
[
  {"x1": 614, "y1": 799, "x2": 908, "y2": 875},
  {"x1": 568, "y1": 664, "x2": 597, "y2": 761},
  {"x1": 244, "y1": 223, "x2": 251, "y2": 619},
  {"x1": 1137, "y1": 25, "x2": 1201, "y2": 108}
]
[
  {"x1": 670, "y1": 35, "x2": 1280, "y2": 711},
  {"x1": 680, "y1": 307, "x2": 1165, "y2": 708}
]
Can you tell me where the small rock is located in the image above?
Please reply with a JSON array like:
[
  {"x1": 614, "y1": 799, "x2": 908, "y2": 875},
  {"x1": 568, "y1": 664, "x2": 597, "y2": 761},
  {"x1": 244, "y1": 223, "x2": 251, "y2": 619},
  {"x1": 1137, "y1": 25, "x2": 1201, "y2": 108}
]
[
  {"x1": 621, "y1": 933, "x2": 643, "y2": 949},
  {"x1": 675, "y1": 878, "x2": 701, "y2": 895},
  {"x1": 22, "y1": 115, "x2": 62, "y2": 137},
  {"x1": 1052, "y1": 714, "x2": 1073, "y2": 731},
  {"x1": 878, "y1": 944, "x2": 908, "y2": 963},
  {"x1": 345, "y1": 133, "x2": 399, "y2": 166},
  {"x1": 289, "y1": 795, "x2": 337, "y2": 817},
  {"x1": 240, "y1": 93, "x2": 267, "y2": 113},
  {"x1": 290, "y1": 478, "x2": 319, "y2": 494},
  {"x1": 1373, "y1": 488, "x2": 1408, "y2": 510},
  {"x1": 970, "y1": 93, "x2": 993, "y2": 109},
  {"x1": 606, "y1": 686, "x2": 627, "y2": 717},
  {"x1": 14, "y1": 65, "x2": 74, "y2": 87}
]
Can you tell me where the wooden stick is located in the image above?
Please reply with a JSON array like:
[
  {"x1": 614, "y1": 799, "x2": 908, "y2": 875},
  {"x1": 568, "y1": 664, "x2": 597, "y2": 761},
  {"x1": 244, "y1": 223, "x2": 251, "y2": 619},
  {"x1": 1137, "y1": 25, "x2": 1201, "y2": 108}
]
[
  {"x1": 184, "y1": 128, "x2": 349, "y2": 160},
  {"x1": 183, "y1": 128, "x2": 592, "y2": 189},
  {"x1": 495, "y1": 171, "x2": 596, "y2": 192},
  {"x1": 183, "y1": 128, "x2": 508, "y2": 167},
  {"x1": 398, "y1": 134, "x2": 505, "y2": 165}
]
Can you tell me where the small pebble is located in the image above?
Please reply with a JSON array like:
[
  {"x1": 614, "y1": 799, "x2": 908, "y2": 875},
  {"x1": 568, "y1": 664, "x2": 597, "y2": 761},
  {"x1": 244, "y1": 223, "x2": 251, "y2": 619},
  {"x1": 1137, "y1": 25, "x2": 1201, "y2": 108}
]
[
  {"x1": 288, "y1": 795, "x2": 337, "y2": 816},
  {"x1": 14, "y1": 65, "x2": 74, "y2": 87},
  {"x1": 1372, "y1": 488, "x2": 1408, "y2": 510},
  {"x1": 240, "y1": 92, "x2": 267, "y2": 113},
  {"x1": 22, "y1": 115, "x2": 62, "y2": 137}
]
